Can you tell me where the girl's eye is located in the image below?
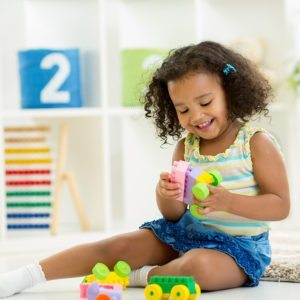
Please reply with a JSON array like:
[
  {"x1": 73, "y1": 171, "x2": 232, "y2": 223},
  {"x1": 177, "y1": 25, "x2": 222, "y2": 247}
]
[
  {"x1": 179, "y1": 109, "x2": 188, "y2": 114},
  {"x1": 201, "y1": 100, "x2": 212, "y2": 107}
]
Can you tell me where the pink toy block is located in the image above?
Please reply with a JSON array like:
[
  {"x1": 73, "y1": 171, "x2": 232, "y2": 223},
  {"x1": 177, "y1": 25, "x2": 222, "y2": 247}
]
[
  {"x1": 170, "y1": 160, "x2": 190, "y2": 202},
  {"x1": 171, "y1": 160, "x2": 205, "y2": 204},
  {"x1": 80, "y1": 283, "x2": 122, "y2": 298}
]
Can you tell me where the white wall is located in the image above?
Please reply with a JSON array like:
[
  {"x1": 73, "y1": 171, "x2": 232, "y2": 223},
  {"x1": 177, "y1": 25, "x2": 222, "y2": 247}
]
[{"x1": 0, "y1": 0, "x2": 299, "y2": 236}]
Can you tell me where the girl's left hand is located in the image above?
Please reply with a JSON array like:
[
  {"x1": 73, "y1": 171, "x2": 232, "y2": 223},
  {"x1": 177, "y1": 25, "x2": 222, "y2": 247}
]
[{"x1": 193, "y1": 184, "x2": 233, "y2": 215}]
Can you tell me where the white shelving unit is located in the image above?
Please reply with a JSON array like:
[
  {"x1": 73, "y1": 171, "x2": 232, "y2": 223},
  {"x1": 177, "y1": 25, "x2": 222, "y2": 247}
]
[
  {"x1": 0, "y1": 0, "x2": 109, "y2": 239},
  {"x1": 0, "y1": 0, "x2": 299, "y2": 242}
]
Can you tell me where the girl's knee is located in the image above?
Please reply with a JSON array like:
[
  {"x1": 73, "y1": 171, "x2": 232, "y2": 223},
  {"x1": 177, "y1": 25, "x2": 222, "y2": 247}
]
[
  {"x1": 178, "y1": 249, "x2": 247, "y2": 290},
  {"x1": 179, "y1": 249, "x2": 215, "y2": 282}
]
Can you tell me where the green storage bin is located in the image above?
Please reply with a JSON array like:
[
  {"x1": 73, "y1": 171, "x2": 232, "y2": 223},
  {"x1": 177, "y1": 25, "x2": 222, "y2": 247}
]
[{"x1": 121, "y1": 49, "x2": 168, "y2": 106}]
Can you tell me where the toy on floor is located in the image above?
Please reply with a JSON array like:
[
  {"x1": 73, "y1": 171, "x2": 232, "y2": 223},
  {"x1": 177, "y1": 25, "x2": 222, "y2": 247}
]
[
  {"x1": 80, "y1": 261, "x2": 131, "y2": 299},
  {"x1": 144, "y1": 275, "x2": 201, "y2": 300},
  {"x1": 80, "y1": 282, "x2": 123, "y2": 299},
  {"x1": 81, "y1": 281, "x2": 122, "y2": 300},
  {"x1": 171, "y1": 160, "x2": 222, "y2": 219}
]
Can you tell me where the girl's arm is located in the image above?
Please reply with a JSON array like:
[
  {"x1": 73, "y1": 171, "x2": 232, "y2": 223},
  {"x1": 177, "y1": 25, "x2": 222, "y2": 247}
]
[
  {"x1": 156, "y1": 139, "x2": 187, "y2": 221},
  {"x1": 197, "y1": 132, "x2": 290, "y2": 221}
]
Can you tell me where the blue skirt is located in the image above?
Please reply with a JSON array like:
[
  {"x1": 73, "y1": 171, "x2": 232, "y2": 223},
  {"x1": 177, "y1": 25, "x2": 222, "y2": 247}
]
[{"x1": 140, "y1": 210, "x2": 271, "y2": 287}]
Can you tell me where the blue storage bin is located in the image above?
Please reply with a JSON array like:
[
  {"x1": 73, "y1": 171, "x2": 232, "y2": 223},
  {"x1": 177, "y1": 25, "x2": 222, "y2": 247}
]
[{"x1": 18, "y1": 48, "x2": 83, "y2": 109}]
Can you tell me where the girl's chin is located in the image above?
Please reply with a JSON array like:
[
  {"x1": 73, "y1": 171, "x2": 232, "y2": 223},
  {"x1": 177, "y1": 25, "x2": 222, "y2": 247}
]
[
  {"x1": 195, "y1": 129, "x2": 220, "y2": 140},
  {"x1": 197, "y1": 133, "x2": 217, "y2": 140}
]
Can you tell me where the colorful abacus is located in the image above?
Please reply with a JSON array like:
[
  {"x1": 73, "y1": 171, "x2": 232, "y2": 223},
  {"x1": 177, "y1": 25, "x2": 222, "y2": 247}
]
[{"x1": 4, "y1": 126, "x2": 54, "y2": 233}]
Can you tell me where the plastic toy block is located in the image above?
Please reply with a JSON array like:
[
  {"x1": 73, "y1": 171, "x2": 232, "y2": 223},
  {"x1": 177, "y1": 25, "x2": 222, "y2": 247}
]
[
  {"x1": 80, "y1": 283, "x2": 122, "y2": 298},
  {"x1": 184, "y1": 166, "x2": 203, "y2": 205},
  {"x1": 96, "y1": 272, "x2": 129, "y2": 288},
  {"x1": 191, "y1": 183, "x2": 209, "y2": 200},
  {"x1": 170, "y1": 160, "x2": 190, "y2": 202},
  {"x1": 114, "y1": 261, "x2": 131, "y2": 277},
  {"x1": 144, "y1": 275, "x2": 201, "y2": 300},
  {"x1": 87, "y1": 282, "x2": 122, "y2": 300},
  {"x1": 195, "y1": 172, "x2": 213, "y2": 185},
  {"x1": 93, "y1": 263, "x2": 110, "y2": 279},
  {"x1": 170, "y1": 160, "x2": 222, "y2": 220},
  {"x1": 190, "y1": 169, "x2": 222, "y2": 219},
  {"x1": 81, "y1": 261, "x2": 131, "y2": 290},
  {"x1": 83, "y1": 272, "x2": 129, "y2": 289},
  {"x1": 206, "y1": 169, "x2": 222, "y2": 186}
]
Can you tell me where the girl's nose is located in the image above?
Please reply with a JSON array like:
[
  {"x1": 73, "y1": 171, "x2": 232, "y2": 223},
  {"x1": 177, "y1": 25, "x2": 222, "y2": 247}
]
[{"x1": 190, "y1": 112, "x2": 205, "y2": 125}]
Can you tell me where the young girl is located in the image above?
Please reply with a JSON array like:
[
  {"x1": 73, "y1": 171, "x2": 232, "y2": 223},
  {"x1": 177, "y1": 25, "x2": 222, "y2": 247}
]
[{"x1": 0, "y1": 41, "x2": 290, "y2": 297}]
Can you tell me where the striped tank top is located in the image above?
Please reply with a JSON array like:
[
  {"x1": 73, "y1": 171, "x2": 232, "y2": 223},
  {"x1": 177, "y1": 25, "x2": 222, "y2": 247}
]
[{"x1": 184, "y1": 123, "x2": 282, "y2": 236}]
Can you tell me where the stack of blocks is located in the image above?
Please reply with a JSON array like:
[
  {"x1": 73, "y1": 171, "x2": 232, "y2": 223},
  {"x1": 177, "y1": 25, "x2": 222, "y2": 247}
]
[
  {"x1": 171, "y1": 160, "x2": 222, "y2": 219},
  {"x1": 170, "y1": 160, "x2": 205, "y2": 205},
  {"x1": 80, "y1": 261, "x2": 131, "y2": 300}
]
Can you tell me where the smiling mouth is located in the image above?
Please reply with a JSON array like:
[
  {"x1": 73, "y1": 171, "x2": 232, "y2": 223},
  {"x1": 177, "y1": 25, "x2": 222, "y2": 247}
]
[{"x1": 196, "y1": 119, "x2": 213, "y2": 130}]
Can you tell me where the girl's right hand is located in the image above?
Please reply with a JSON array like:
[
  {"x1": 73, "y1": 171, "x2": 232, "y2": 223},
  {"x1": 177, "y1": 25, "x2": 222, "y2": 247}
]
[{"x1": 156, "y1": 172, "x2": 182, "y2": 201}]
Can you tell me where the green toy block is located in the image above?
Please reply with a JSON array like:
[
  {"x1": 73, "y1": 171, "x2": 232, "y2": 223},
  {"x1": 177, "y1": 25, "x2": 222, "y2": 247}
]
[
  {"x1": 145, "y1": 275, "x2": 201, "y2": 299},
  {"x1": 192, "y1": 183, "x2": 209, "y2": 200},
  {"x1": 209, "y1": 169, "x2": 223, "y2": 186},
  {"x1": 114, "y1": 260, "x2": 131, "y2": 277},
  {"x1": 121, "y1": 48, "x2": 168, "y2": 107},
  {"x1": 92, "y1": 263, "x2": 110, "y2": 279},
  {"x1": 148, "y1": 276, "x2": 197, "y2": 295}
]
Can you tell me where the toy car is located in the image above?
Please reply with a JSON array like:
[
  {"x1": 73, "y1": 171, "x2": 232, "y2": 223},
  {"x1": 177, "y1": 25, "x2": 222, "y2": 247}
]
[{"x1": 144, "y1": 275, "x2": 201, "y2": 300}]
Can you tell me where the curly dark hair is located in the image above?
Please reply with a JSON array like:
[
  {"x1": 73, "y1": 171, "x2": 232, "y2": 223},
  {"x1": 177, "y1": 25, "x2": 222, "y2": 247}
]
[{"x1": 143, "y1": 41, "x2": 273, "y2": 144}]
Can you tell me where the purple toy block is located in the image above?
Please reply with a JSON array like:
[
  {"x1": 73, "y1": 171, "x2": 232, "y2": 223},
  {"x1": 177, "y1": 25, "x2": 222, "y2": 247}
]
[
  {"x1": 87, "y1": 281, "x2": 122, "y2": 300},
  {"x1": 184, "y1": 166, "x2": 203, "y2": 205},
  {"x1": 80, "y1": 283, "x2": 122, "y2": 298},
  {"x1": 87, "y1": 282, "x2": 99, "y2": 299}
]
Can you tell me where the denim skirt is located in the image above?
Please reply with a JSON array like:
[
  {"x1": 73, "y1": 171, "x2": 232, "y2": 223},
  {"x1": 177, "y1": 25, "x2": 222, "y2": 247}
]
[{"x1": 140, "y1": 210, "x2": 271, "y2": 287}]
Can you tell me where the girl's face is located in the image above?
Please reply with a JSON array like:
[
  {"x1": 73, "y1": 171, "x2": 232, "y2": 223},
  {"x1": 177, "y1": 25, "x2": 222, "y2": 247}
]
[{"x1": 167, "y1": 72, "x2": 229, "y2": 141}]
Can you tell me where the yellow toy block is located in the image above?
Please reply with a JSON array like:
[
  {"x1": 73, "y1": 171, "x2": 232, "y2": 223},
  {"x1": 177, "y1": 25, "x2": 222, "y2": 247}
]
[
  {"x1": 195, "y1": 172, "x2": 214, "y2": 184},
  {"x1": 97, "y1": 271, "x2": 129, "y2": 289},
  {"x1": 81, "y1": 261, "x2": 131, "y2": 289}
]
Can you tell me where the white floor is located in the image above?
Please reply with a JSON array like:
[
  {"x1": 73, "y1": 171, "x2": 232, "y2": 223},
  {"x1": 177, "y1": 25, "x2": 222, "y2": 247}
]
[
  {"x1": 1, "y1": 231, "x2": 300, "y2": 300},
  {"x1": 4, "y1": 279, "x2": 300, "y2": 300}
]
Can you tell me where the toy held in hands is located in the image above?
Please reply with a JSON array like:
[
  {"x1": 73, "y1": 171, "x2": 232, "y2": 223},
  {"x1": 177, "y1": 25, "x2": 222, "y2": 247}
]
[
  {"x1": 144, "y1": 275, "x2": 201, "y2": 300},
  {"x1": 171, "y1": 160, "x2": 222, "y2": 219}
]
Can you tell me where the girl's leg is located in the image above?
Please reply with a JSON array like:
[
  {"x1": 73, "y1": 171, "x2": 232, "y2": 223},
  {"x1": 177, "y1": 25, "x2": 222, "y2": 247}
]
[
  {"x1": 149, "y1": 248, "x2": 248, "y2": 291},
  {"x1": 41, "y1": 229, "x2": 178, "y2": 280},
  {"x1": 0, "y1": 229, "x2": 178, "y2": 297}
]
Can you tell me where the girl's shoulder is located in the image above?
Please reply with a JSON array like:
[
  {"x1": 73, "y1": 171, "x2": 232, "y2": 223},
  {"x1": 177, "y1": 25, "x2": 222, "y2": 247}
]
[
  {"x1": 243, "y1": 124, "x2": 280, "y2": 144},
  {"x1": 242, "y1": 124, "x2": 272, "y2": 139},
  {"x1": 241, "y1": 123, "x2": 283, "y2": 156}
]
